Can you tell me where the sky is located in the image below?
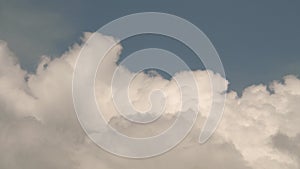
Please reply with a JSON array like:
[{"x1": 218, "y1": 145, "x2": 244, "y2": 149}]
[
  {"x1": 0, "y1": 0, "x2": 299, "y2": 92},
  {"x1": 0, "y1": 1, "x2": 300, "y2": 169}
]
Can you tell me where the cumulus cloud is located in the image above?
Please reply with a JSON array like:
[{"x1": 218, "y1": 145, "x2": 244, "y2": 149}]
[{"x1": 0, "y1": 33, "x2": 299, "y2": 169}]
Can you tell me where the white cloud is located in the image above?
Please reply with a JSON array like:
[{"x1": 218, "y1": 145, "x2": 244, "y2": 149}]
[{"x1": 0, "y1": 33, "x2": 299, "y2": 169}]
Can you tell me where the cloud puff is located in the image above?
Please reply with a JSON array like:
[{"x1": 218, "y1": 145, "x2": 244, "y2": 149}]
[{"x1": 0, "y1": 33, "x2": 299, "y2": 169}]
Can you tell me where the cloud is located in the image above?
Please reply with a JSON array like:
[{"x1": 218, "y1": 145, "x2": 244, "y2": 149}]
[{"x1": 0, "y1": 32, "x2": 299, "y2": 169}]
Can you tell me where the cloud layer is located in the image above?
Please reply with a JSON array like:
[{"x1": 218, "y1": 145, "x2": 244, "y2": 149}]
[{"x1": 0, "y1": 33, "x2": 299, "y2": 169}]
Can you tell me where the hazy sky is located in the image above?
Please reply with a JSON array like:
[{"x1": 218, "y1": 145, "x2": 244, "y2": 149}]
[{"x1": 0, "y1": 0, "x2": 299, "y2": 92}]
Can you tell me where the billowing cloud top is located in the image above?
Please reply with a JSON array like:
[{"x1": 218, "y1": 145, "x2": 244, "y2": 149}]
[{"x1": 0, "y1": 33, "x2": 299, "y2": 169}]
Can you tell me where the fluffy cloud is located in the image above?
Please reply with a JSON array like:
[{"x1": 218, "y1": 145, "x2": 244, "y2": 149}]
[{"x1": 0, "y1": 33, "x2": 299, "y2": 169}]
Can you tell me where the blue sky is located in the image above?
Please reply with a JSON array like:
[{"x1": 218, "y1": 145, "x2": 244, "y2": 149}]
[
  {"x1": 0, "y1": 0, "x2": 299, "y2": 93},
  {"x1": 1, "y1": 1, "x2": 300, "y2": 168}
]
